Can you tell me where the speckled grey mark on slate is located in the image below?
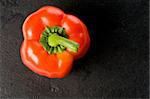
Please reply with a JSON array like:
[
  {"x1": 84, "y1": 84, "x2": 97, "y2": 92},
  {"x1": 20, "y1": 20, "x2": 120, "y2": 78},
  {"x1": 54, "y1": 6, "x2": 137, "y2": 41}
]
[{"x1": 0, "y1": 0, "x2": 149, "y2": 98}]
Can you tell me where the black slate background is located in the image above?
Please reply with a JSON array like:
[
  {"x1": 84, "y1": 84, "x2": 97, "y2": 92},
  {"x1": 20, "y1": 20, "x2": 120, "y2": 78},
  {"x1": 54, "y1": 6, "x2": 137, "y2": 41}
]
[{"x1": 0, "y1": 0, "x2": 149, "y2": 98}]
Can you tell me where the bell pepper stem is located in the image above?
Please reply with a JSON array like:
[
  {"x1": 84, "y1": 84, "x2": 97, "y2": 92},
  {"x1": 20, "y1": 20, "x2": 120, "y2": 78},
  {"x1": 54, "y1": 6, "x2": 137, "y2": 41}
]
[{"x1": 48, "y1": 34, "x2": 79, "y2": 53}]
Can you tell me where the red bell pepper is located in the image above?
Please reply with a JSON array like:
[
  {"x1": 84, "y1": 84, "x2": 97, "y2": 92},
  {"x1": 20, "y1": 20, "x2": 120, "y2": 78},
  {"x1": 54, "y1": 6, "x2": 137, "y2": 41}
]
[{"x1": 20, "y1": 6, "x2": 90, "y2": 78}]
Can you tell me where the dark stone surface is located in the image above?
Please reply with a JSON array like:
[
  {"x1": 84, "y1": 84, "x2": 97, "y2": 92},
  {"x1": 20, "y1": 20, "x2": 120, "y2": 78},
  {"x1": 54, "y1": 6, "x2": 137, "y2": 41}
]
[{"x1": 0, "y1": 0, "x2": 149, "y2": 98}]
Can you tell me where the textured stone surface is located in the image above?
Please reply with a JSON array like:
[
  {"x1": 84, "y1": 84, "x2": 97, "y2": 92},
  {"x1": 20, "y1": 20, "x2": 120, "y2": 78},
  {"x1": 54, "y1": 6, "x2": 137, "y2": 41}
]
[{"x1": 0, "y1": 0, "x2": 149, "y2": 98}]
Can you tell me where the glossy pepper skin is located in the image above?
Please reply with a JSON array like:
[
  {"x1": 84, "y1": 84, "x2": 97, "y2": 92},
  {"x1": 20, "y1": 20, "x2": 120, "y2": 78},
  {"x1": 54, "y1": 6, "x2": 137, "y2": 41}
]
[{"x1": 20, "y1": 6, "x2": 90, "y2": 78}]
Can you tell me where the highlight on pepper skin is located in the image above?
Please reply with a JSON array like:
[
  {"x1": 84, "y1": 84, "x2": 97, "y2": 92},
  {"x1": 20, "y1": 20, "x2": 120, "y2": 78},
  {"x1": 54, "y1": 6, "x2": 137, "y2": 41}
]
[{"x1": 20, "y1": 6, "x2": 90, "y2": 78}]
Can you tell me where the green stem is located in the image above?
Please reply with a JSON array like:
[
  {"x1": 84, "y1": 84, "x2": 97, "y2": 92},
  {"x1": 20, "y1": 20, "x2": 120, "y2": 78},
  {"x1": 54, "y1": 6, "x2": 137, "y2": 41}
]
[{"x1": 48, "y1": 34, "x2": 79, "y2": 53}]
